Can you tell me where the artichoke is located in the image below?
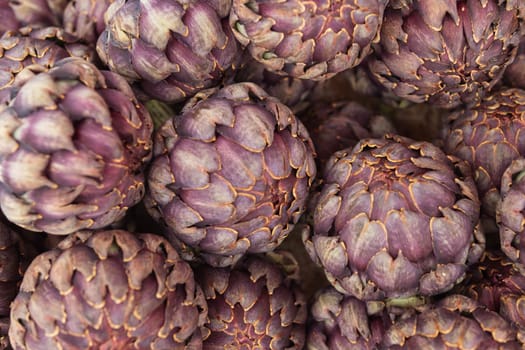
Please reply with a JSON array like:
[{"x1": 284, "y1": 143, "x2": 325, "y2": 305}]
[
  {"x1": 0, "y1": 57, "x2": 153, "y2": 235},
  {"x1": 96, "y1": 0, "x2": 242, "y2": 103},
  {"x1": 368, "y1": 0, "x2": 523, "y2": 108},
  {"x1": 498, "y1": 158, "x2": 525, "y2": 266},
  {"x1": 444, "y1": 88, "x2": 525, "y2": 223},
  {"x1": 0, "y1": 26, "x2": 95, "y2": 91},
  {"x1": 0, "y1": 0, "x2": 19, "y2": 36},
  {"x1": 9, "y1": 229, "x2": 208, "y2": 350},
  {"x1": 306, "y1": 286, "x2": 390, "y2": 350},
  {"x1": 1, "y1": 0, "x2": 68, "y2": 31},
  {"x1": 229, "y1": 0, "x2": 388, "y2": 80},
  {"x1": 456, "y1": 250, "x2": 525, "y2": 329},
  {"x1": 63, "y1": 0, "x2": 114, "y2": 45},
  {"x1": 300, "y1": 100, "x2": 396, "y2": 168},
  {"x1": 195, "y1": 251, "x2": 307, "y2": 349},
  {"x1": 382, "y1": 294, "x2": 524, "y2": 349},
  {"x1": 145, "y1": 82, "x2": 316, "y2": 267},
  {"x1": 304, "y1": 134, "x2": 485, "y2": 301}
]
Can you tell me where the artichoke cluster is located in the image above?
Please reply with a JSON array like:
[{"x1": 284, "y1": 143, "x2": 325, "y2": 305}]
[{"x1": 0, "y1": 0, "x2": 524, "y2": 349}]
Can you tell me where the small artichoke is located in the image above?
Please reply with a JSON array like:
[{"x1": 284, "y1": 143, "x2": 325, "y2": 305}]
[
  {"x1": 368, "y1": 0, "x2": 524, "y2": 108},
  {"x1": 304, "y1": 134, "x2": 484, "y2": 301},
  {"x1": 145, "y1": 82, "x2": 316, "y2": 267},
  {"x1": 9, "y1": 229, "x2": 208, "y2": 350},
  {"x1": 96, "y1": 0, "x2": 242, "y2": 103},
  {"x1": 498, "y1": 158, "x2": 525, "y2": 266},
  {"x1": 382, "y1": 294, "x2": 524, "y2": 349},
  {"x1": 0, "y1": 57, "x2": 153, "y2": 235},
  {"x1": 456, "y1": 250, "x2": 525, "y2": 329},
  {"x1": 444, "y1": 88, "x2": 525, "y2": 222},
  {"x1": 230, "y1": 0, "x2": 388, "y2": 80},
  {"x1": 195, "y1": 252, "x2": 307, "y2": 349},
  {"x1": 0, "y1": 26, "x2": 95, "y2": 91},
  {"x1": 300, "y1": 100, "x2": 396, "y2": 168},
  {"x1": 306, "y1": 287, "x2": 390, "y2": 350}
]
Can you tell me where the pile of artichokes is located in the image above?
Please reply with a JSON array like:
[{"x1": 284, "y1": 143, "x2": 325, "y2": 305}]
[{"x1": 0, "y1": 0, "x2": 524, "y2": 349}]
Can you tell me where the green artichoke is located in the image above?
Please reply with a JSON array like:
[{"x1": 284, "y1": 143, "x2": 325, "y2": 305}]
[
  {"x1": 145, "y1": 82, "x2": 316, "y2": 267},
  {"x1": 195, "y1": 251, "x2": 307, "y2": 349},
  {"x1": 230, "y1": 0, "x2": 388, "y2": 80},
  {"x1": 382, "y1": 294, "x2": 524, "y2": 349},
  {"x1": 9, "y1": 229, "x2": 208, "y2": 350},
  {"x1": 0, "y1": 26, "x2": 95, "y2": 91},
  {"x1": 96, "y1": 0, "x2": 242, "y2": 103},
  {"x1": 0, "y1": 57, "x2": 153, "y2": 235},
  {"x1": 368, "y1": 0, "x2": 523, "y2": 108},
  {"x1": 304, "y1": 134, "x2": 485, "y2": 301},
  {"x1": 306, "y1": 286, "x2": 390, "y2": 350},
  {"x1": 444, "y1": 88, "x2": 525, "y2": 223}
]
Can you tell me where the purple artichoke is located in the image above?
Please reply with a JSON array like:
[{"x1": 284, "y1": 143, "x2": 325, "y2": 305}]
[
  {"x1": 145, "y1": 82, "x2": 316, "y2": 267},
  {"x1": 444, "y1": 88, "x2": 525, "y2": 222},
  {"x1": 96, "y1": 0, "x2": 242, "y2": 103},
  {"x1": 456, "y1": 250, "x2": 525, "y2": 329},
  {"x1": 195, "y1": 252, "x2": 307, "y2": 349},
  {"x1": 230, "y1": 0, "x2": 388, "y2": 80},
  {"x1": 498, "y1": 158, "x2": 525, "y2": 266},
  {"x1": 0, "y1": 57, "x2": 153, "y2": 235},
  {"x1": 1, "y1": 0, "x2": 68, "y2": 31},
  {"x1": 382, "y1": 294, "x2": 524, "y2": 349},
  {"x1": 307, "y1": 287, "x2": 391, "y2": 350},
  {"x1": 9, "y1": 229, "x2": 208, "y2": 350},
  {"x1": 304, "y1": 134, "x2": 484, "y2": 301},
  {"x1": 368, "y1": 0, "x2": 524, "y2": 108}
]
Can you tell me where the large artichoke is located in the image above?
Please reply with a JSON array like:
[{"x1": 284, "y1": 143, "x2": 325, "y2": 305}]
[
  {"x1": 306, "y1": 286, "x2": 390, "y2": 350},
  {"x1": 230, "y1": 0, "x2": 388, "y2": 80},
  {"x1": 304, "y1": 134, "x2": 484, "y2": 301},
  {"x1": 382, "y1": 294, "x2": 524, "y2": 349},
  {"x1": 145, "y1": 82, "x2": 316, "y2": 267},
  {"x1": 195, "y1": 251, "x2": 307, "y2": 349},
  {"x1": 444, "y1": 88, "x2": 525, "y2": 223},
  {"x1": 368, "y1": 0, "x2": 523, "y2": 108},
  {"x1": 0, "y1": 57, "x2": 153, "y2": 235},
  {"x1": 9, "y1": 229, "x2": 208, "y2": 350},
  {"x1": 96, "y1": 0, "x2": 242, "y2": 103}
]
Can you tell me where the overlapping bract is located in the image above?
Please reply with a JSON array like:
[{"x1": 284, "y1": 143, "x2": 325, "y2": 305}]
[
  {"x1": 368, "y1": 0, "x2": 523, "y2": 108},
  {"x1": 230, "y1": 0, "x2": 388, "y2": 80},
  {"x1": 0, "y1": 57, "x2": 153, "y2": 235},
  {"x1": 457, "y1": 250, "x2": 525, "y2": 329},
  {"x1": 498, "y1": 158, "x2": 525, "y2": 266},
  {"x1": 63, "y1": 0, "x2": 115, "y2": 45},
  {"x1": 9, "y1": 229, "x2": 208, "y2": 350},
  {"x1": 304, "y1": 134, "x2": 484, "y2": 301},
  {"x1": 0, "y1": 0, "x2": 69, "y2": 33},
  {"x1": 145, "y1": 82, "x2": 316, "y2": 267},
  {"x1": 195, "y1": 252, "x2": 307, "y2": 349},
  {"x1": 444, "y1": 88, "x2": 525, "y2": 221},
  {"x1": 382, "y1": 294, "x2": 524, "y2": 349},
  {"x1": 97, "y1": 0, "x2": 241, "y2": 103},
  {"x1": 306, "y1": 287, "x2": 389, "y2": 350},
  {"x1": 0, "y1": 26, "x2": 95, "y2": 91}
]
